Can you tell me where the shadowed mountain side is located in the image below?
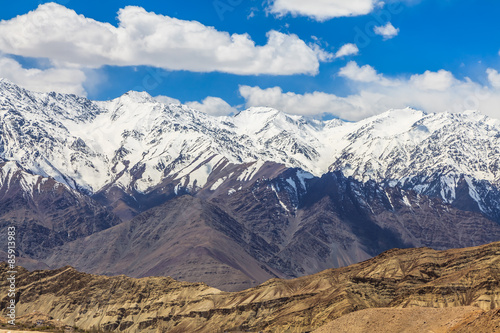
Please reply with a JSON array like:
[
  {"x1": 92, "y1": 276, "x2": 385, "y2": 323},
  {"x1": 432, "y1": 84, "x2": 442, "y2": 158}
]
[
  {"x1": 208, "y1": 171, "x2": 500, "y2": 278},
  {"x1": 42, "y1": 195, "x2": 282, "y2": 291},
  {"x1": 1, "y1": 241, "x2": 499, "y2": 332},
  {"x1": 38, "y1": 170, "x2": 500, "y2": 291},
  {"x1": 0, "y1": 161, "x2": 121, "y2": 263}
]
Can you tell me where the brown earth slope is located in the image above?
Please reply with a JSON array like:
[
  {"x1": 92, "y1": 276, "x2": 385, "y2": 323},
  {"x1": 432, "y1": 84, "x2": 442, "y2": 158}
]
[
  {"x1": 312, "y1": 307, "x2": 500, "y2": 333},
  {"x1": 1, "y1": 241, "x2": 500, "y2": 332}
]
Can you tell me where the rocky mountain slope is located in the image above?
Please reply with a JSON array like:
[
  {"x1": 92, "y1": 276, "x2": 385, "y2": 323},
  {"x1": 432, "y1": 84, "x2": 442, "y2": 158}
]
[
  {"x1": 42, "y1": 195, "x2": 283, "y2": 292},
  {"x1": 0, "y1": 160, "x2": 120, "y2": 260},
  {"x1": 2, "y1": 241, "x2": 499, "y2": 332},
  {"x1": 35, "y1": 168, "x2": 500, "y2": 291}
]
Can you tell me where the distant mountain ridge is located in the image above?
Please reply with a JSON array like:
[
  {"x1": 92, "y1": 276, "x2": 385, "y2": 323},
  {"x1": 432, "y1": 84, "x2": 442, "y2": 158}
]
[{"x1": 1, "y1": 78, "x2": 499, "y2": 221}]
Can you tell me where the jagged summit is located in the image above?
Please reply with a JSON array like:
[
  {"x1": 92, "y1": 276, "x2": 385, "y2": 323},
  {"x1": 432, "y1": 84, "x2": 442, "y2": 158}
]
[
  {"x1": 0, "y1": 77, "x2": 12, "y2": 85},
  {"x1": 236, "y1": 106, "x2": 282, "y2": 115},
  {"x1": 116, "y1": 90, "x2": 157, "y2": 104},
  {"x1": 363, "y1": 106, "x2": 426, "y2": 119}
]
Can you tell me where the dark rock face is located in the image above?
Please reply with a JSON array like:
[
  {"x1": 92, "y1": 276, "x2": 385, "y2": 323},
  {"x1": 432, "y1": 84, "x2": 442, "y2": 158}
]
[
  {"x1": 0, "y1": 161, "x2": 121, "y2": 264},
  {"x1": 208, "y1": 169, "x2": 500, "y2": 282},
  {"x1": 41, "y1": 195, "x2": 281, "y2": 292},
  {"x1": 395, "y1": 172, "x2": 500, "y2": 224}
]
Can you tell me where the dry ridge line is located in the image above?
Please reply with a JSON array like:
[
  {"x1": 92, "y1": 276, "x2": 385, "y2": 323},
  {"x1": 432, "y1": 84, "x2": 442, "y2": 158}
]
[{"x1": 0, "y1": 241, "x2": 499, "y2": 332}]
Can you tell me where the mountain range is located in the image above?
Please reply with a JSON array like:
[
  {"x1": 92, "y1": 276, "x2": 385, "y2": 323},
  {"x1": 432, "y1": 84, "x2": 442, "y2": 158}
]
[{"x1": 1, "y1": 78, "x2": 500, "y2": 290}]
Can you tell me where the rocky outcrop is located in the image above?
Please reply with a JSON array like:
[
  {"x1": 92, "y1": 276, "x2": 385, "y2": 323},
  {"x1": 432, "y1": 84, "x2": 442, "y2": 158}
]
[{"x1": 1, "y1": 241, "x2": 499, "y2": 332}]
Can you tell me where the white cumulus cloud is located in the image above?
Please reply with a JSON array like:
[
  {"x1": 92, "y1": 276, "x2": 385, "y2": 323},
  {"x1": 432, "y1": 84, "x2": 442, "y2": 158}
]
[
  {"x1": 240, "y1": 63, "x2": 500, "y2": 121},
  {"x1": 269, "y1": 0, "x2": 381, "y2": 21},
  {"x1": 239, "y1": 85, "x2": 367, "y2": 118},
  {"x1": 487, "y1": 68, "x2": 500, "y2": 89},
  {"x1": 153, "y1": 95, "x2": 181, "y2": 105},
  {"x1": 154, "y1": 94, "x2": 237, "y2": 116},
  {"x1": 0, "y1": 3, "x2": 328, "y2": 76},
  {"x1": 410, "y1": 70, "x2": 456, "y2": 91},
  {"x1": 339, "y1": 61, "x2": 393, "y2": 85},
  {"x1": 374, "y1": 22, "x2": 399, "y2": 40},
  {"x1": 0, "y1": 55, "x2": 86, "y2": 95},
  {"x1": 186, "y1": 97, "x2": 238, "y2": 116},
  {"x1": 335, "y1": 43, "x2": 359, "y2": 58}
]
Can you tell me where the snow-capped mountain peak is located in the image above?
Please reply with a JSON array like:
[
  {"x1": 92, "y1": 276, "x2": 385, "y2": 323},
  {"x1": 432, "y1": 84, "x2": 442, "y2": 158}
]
[{"x1": 1, "y1": 81, "x2": 500, "y2": 219}]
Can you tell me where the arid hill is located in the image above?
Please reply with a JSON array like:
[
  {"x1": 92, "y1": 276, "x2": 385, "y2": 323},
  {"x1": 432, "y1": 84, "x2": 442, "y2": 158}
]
[
  {"x1": 1, "y1": 241, "x2": 499, "y2": 332},
  {"x1": 312, "y1": 307, "x2": 500, "y2": 333}
]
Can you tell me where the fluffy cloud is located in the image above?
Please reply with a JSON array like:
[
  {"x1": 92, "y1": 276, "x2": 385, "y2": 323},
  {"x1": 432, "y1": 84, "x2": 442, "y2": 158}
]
[
  {"x1": 239, "y1": 85, "x2": 369, "y2": 119},
  {"x1": 410, "y1": 70, "x2": 455, "y2": 91},
  {"x1": 487, "y1": 68, "x2": 500, "y2": 89},
  {"x1": 269, "y1": 0, "x2": 380, "y2": 21},
  {"x1": 335, "y1": 43, "x2": 359, "y2": 58},
  {"x1": 373, "y1": 22, "x2": 399, "y2": 40},
  {"x1": 154, "y1": 95, "x2": 181, "y2": 105},
  {"x1": 0, "y1": 3, "x2": 328, "y2": 75},
  {"x1": 154, "y1": 95, "x2": 237, "y2": 116},
  {"x1": 0, "y1": 56, "x2": 86, "y2": 95},
  {"x1": 339, "y1": 61, "x2": 393, "y2": 85},
  {"x1": 186, "y1": 97, "x2": 238, "y2": 116},
  {"x1": 240, "y1": 63, "x2": 500, "y2": 121}
]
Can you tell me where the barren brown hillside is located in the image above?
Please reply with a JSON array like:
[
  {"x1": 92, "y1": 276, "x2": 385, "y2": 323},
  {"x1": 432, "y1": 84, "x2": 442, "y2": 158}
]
[{"x1": 1, "y1": 241, "x2": 499, "y2": 332}]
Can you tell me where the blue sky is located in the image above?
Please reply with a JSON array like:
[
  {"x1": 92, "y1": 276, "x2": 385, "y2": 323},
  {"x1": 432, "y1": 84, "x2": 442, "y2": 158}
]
[{"x1": 1, "y1": 0, "x2": 500, "y2": 120}]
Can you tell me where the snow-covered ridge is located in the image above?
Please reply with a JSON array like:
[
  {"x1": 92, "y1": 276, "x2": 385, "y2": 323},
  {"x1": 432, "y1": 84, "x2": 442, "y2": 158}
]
[
  {"x1": 1, "y1": 79, "x2": 500, "y2": 204},
  {"x1": 0, "y1": 160, "x2": 72, "y2": 199}
]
